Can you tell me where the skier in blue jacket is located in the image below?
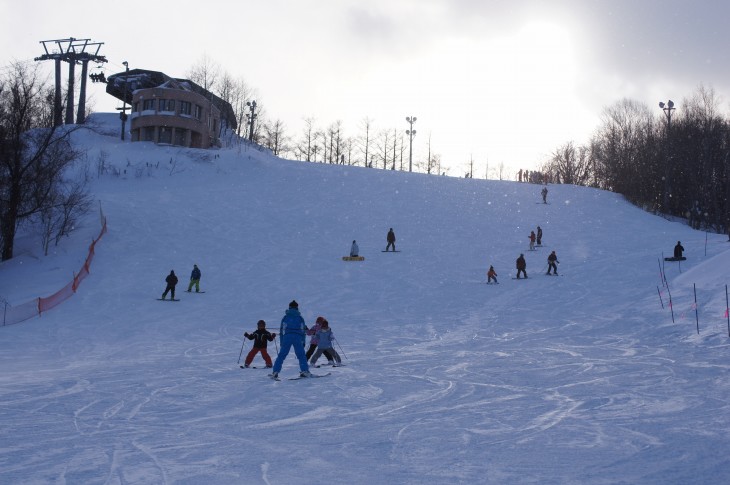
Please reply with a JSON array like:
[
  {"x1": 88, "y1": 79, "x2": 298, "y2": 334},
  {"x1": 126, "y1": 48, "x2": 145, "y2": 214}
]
[{"x1": 270, "y1": 300, "x2": 311, "y2": 379}]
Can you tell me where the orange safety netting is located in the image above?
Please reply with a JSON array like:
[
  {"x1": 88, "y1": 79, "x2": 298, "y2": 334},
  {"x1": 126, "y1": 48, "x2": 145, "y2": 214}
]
[{"x1": 2, "y1": 218, "x2": 107, "y2": 326}]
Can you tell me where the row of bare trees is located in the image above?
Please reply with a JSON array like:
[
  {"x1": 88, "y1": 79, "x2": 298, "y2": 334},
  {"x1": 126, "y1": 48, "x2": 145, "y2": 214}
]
[
  {"x1": 0, "y1": 61, "x2": 91, "y2": 261},
  {"x1": 187, "y1": 56, "x2": 446, "y2": 173},
  {"x1": 541, "y1": 85, "x2": 730, "y2": 234}
]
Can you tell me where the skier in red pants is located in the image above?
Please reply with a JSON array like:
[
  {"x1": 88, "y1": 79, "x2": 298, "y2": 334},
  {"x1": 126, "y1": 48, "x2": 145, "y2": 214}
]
[{"x1": 243, "y1": 320, "x2": 276, "y2": 368}]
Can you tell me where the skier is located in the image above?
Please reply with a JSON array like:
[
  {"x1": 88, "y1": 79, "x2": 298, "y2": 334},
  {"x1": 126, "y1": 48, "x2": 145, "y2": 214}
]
[
  {"x1": 161, "y1": 270, "x2": 178, "y2": 300},
  {"x1": 306, "y1": 316, "x2": 335, "y2": 364},
  {"x1": 270, "y1": 300, "x2": 310, "y2": 379},
  {"x1": 309, "y1": 319, "x2": 342, "y2": 367},
  {"x1": 536, "y1": 226, "x2": 543, "y2": 246},
  {"x1": 350, "y1": 240, "x2": 359, "y2": 257},
  {"x1": 547, "y1": 251, "x2": 560, "y2": 275},
  {"x1": 529, "y1": 231, "x2": 536, "y2": 250},
  {"x1": 186, "y1": 264, "x2": 201, "y2": 292},
  {"x1": 541, "y1": 186, "x2": 548, "y2": 203},
  {"x1": 516, "y1": 254, "x2": 527, "y2": 279},
  {"x1": 386, "y1": 228, "x2": 396, "y2": 252},
  {"x1": 242, "y1": 320, "x2": 276, "y2": 368},
  {"x1": 487, "y1": 265, "x2": 498, "y2": 284},
  {"x1": 674, "y1": 241, "x2": 685, "y2": 259}
]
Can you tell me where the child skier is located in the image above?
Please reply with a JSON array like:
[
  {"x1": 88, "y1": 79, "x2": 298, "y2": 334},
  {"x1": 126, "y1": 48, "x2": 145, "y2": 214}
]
[
  {"x1": 487, "y1": 265, "x2": 498, "y2": 284},
  {"x1": 309, "y1": 319, "x2": 342, "y2": 367},
  {"x1": 243, "y1": 320, "x2": 276, "y2": 368},
  {"x1": 547, "y1": 251, "x2": 560, "y2": 275},
  {"x1": 306, "y1": 316, "x2": 335, "y2": 364},
  {"x1": 529, "y1": 231, "x2": 536, "y2": 250}
]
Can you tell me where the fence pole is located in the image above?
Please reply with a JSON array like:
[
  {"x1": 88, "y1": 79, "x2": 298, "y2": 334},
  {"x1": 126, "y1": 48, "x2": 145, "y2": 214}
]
[
  {"x1": 693, "y1": 283, "x2": 699, "y2": 335},
  {"x1": 666, "y1": 284, "x2": 675, "y2": 323},
  {"x1": 726, "y1": 284, "x2": 729, "y2": 338}
]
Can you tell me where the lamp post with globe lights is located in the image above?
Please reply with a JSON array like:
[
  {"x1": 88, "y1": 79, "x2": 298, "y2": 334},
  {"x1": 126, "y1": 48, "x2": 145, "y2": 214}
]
[
  {"x1": 406, "y1": 116, "x2": 417, "y2": 172},
  {"x1": 659, "y1": 100, "x2": 676, "y2": 213}
]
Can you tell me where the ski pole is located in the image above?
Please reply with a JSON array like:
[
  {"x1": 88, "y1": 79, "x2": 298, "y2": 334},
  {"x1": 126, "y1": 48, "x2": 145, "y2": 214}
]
[
  {"x1": 237, "y1": 335, "x2": 246, "y2": 364},
  {"x1": 334, "y1": 338, "x2": 348, "y2": 360}
]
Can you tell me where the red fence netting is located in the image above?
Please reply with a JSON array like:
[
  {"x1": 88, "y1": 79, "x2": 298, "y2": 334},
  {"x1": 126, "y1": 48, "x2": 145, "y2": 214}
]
[{"x1": 2, "y1": 217, "x2": 107, "y2": 326}]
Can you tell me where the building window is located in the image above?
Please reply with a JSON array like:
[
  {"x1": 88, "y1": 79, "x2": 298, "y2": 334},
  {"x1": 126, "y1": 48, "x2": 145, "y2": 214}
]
[
  {"x1": 174, "y1": 128, "x2": 186, "y2": 146},
  {"x1": 194, "y1": 104, "x2": 203, "y2": 120},
  {"x1": 133, "y1": 102, "x2": 139, "y2": 112},
  {"x1": 142, "y1": 99, "x2": 156, "y2": 111},
  {"x1": 159, "y1": 99, "x2": 175, "y2": 112},
  {"x1": 143, "y1": 126, "x2": 155, "y2": 141},
  {"x1": 159, "y1": 126, "x2": 172, "y2": 144},
  {"x1": 179, "y1": 101, "x2": 192, "y2": 116}
]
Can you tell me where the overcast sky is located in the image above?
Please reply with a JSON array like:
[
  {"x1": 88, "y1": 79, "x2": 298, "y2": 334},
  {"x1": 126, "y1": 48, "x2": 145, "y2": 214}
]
[{"x1": 3, "y1": 0, "x2": 730, "y2": 175}]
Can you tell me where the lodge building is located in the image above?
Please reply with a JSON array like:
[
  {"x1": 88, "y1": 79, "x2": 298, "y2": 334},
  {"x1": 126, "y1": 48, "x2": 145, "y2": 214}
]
[{"x1": 106, "y1": 69, "x2": 237, "y2": 149}]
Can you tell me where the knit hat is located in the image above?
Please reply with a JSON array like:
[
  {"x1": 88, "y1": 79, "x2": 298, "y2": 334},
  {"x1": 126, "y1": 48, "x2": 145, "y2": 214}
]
[
  {"x1": 289, "y1": 300, "x2": 299, "y2": 309},
  {"x1": 316, "y1": 316, "x2": 324, "y2": 323},
  {"x1": 257, "y1": 320, "x2": 266, "y2": 326}
]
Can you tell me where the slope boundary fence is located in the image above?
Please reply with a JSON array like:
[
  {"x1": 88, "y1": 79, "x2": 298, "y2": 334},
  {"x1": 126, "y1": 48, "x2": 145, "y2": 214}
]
[{"x1": 2, "y1": 216, "x2": 108, "y2": 326}]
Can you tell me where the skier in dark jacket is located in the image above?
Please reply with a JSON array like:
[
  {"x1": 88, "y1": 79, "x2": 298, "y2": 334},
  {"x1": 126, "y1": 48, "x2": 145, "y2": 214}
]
[
  {"x1": 516, "y1": 254, "x2": 527, "y2": 279},
  {"x1": 270, "y1": 300, "x2": 310, "y2": 379},
  {"x1": 161, "y1": 270, "x2": 178, "y2": 300},
  {"x1": 386, "y1": 228, "x2": 396, "y2": 252},
  {"x1": 547, "y1": 251, "x2": 560, "y2": 275},
  {"x1": 243, "y1": 320, "x2": 276, "y2": 368},
  {"x1": 536, "y1": 226, "x2": 543, "y2": 246},
  {"x1": 186, "y1": 264, "x2": 201, "y2": 292},
  {"x1": 674, "y1": 241, "x2": 685, "y2": 259}
]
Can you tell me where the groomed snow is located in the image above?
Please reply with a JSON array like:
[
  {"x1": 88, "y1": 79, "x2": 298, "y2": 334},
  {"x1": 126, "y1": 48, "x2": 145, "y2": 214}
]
[{"x1": 1, "y1": 113, "x2": 729, "y2": 484}]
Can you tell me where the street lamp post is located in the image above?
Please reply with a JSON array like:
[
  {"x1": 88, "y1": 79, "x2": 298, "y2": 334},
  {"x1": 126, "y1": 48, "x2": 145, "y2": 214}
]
[
  {"x1": 659, "y1": 100, "x2": 676, "y2": 213},
  {"x1": 246, "y1": 100, "x2": 257, "y2": 142},
  {"x1": 406, "y1": 116, "x2": 417, "y2": 172},
  {"x1": 118, "y1": 61, "x2": 130, "y2": 141}
]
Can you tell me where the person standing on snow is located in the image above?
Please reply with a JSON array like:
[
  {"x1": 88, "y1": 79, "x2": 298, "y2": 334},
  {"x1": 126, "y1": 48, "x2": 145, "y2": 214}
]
[
  {"x1": 350, "y1": 240, "x2": 359, "y2": 257},
  {"x1": 243, "y1": 320, "x2": 276, "y2": 368},
  {"x1": 270, "y1": 300, "x2": 310, "y2": 379},
  {"x1": 161, "y1": 270, "x2": 178, "y2": 300},
  {"x1": 547, "y1": 251, "x2": 560, "y2": 275},
  {"x1": 309, "y1": 319, "x2": 342, "y2": 367},
  {"x1": 186, "y1": 264, "x2": 201, "y2": 292},
  {"x1": 673, "y1": 241, "x2": 685, "y2": 259},
  {"x1": 386, "y1": 228, "x2": 396, "y2": 252},
  {"x1": 306, "y1": 316, "x2": 335, "y2": 364},
  {"x1": 541, "y1": 186, "x2": 548, "y2": 204},
  {"x1": 516, "y1": 254, "x2": 527, "y2": 279},
  {"x1": 487, "y1": 265, "x2": 498, "y2": 284},
  {"x1": 536, "y1": 226, "x2": 543, "y2": 246},
  {"x1": 529, "y1": 231, "x2": 536, "y2": 250}
]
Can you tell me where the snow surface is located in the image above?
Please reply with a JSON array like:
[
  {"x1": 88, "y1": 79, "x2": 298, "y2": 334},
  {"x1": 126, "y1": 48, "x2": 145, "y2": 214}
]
[{"x1": 1, "y1": 113, "x2": 730, "y2": 484}]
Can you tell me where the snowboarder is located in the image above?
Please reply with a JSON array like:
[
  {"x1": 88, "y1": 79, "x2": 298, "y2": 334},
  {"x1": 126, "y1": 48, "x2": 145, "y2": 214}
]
[
  {"x1": 243, "y1": 320, "x2": 276, "y2": 368},
  {"x1": 161, "y1": 270, "x2": 178, "y2": 300},
  {"x1": 306, "y1": 316, "x2": 335, "y2": 364},
  {"x1": 186, "y1": 264, "x2": 201, "y2": 292},
  {"x1": 270, "y1": 300, "x2": 310, "y2": 379},
  {"x1": 309, "y1": 319, "x2": 342, "y2": 366},
  {"x1": 487, "y1": 265, "x2": 498, "y2": 284},
  {"x1": 386, "y1": 228, "x2": 396, "y2": 252},
  {"x1": 350, "y1": 240, "x2": 359, "y2": 257},
  {"x1": 547, "y1": 251, "x2": 560, "y2": 275},
  {"x1": 536, "y1": 226, "x2": 543, "y2": 246},
  {"x1": 674, "y1": 241, "x2": 685, "y2": 259},
  {"x1": 529, "y1": 231, "x2": 536, "y2": 250},
  {"x1": 516, "y1": 254, "x2": 527, "y2": 279},
  {"x1": 541, "y1": 186, "x2": 548, "y2": 204}
]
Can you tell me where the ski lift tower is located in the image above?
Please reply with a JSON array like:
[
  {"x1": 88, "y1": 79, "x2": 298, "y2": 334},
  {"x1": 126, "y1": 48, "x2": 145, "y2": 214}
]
[{"x1": 35, "y1": 37, "x2": 107, "y2": 126}]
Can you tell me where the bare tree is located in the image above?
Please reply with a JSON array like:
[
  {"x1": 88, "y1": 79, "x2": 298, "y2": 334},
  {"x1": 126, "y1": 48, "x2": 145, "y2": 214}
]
[
  {"x1": 187, "y1": 54, "x2": 221, "y2": 95},
  {"x1": 0, "y1": 61, "x2": 88, "y2": 260},
  {"x1": 356, "y1": 117, "x2": 373, "y2": 167}
]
